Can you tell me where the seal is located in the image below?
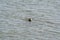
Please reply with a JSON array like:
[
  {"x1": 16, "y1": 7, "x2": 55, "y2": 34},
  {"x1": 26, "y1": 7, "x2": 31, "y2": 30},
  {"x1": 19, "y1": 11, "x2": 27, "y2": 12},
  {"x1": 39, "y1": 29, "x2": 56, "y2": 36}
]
[{"x1": 28, "y1": 18, "x2": 32, "y2": 22}]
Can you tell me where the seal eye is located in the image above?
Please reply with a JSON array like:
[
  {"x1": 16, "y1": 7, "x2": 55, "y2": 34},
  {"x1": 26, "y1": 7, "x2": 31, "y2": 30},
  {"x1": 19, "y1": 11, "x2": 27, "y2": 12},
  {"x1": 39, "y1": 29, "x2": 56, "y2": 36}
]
[{"x1": 28, "y1": 18, "x2": 32, "y2": 22}]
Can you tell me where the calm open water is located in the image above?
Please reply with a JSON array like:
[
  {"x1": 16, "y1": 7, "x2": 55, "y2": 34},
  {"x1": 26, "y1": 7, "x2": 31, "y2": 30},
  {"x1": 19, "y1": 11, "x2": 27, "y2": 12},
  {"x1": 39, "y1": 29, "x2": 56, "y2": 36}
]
[{"x1": 0, "y1": 0, "x2": 60, "y2": 40}]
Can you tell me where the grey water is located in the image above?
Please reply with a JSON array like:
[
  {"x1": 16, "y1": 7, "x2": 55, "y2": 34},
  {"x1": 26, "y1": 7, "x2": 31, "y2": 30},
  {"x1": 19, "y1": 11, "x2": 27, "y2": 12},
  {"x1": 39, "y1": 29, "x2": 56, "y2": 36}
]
[{"x1": 0, "y1": 0, "x2": 60, "y2": 40}]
